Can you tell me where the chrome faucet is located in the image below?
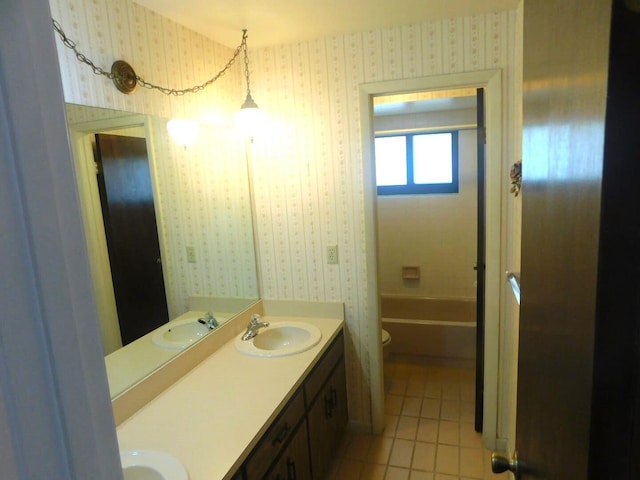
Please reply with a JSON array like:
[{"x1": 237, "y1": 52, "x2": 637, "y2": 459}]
[
  {"x1": 197, "y1": 312, "x2": 219, "y2": 330},
  {"x1": 241, "y1": 314, "x2": 269, "y2": 341}
]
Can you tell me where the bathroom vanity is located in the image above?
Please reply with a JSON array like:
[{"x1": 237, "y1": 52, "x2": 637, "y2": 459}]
[{"x1": 116, "y1": 304, "x2": 346, "y2": 480}]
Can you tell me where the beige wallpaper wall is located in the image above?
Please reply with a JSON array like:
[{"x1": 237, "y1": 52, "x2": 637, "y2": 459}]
[
  {"x1": 52, "y1": 0, "x2": 519, "y2": 430},
  {"x1": 249, "y1": 12, "x2": 518, "y2": 426}
]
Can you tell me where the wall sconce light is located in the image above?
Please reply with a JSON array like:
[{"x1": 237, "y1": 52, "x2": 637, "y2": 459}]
[
  {"x1": 234, "y1": 30, "x2": 266, "y2": 138},
  {"x1": 167, "y1": 118, "x2": 200, "y2": 146}
]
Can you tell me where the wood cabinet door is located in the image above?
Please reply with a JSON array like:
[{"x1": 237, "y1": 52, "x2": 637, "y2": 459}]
[{"x1": 307, "y1": 362, "x2": 348, "y2": 480}]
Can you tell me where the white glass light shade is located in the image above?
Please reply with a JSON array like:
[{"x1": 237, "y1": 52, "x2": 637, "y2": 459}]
[
  {"x1": 234, "y1": 94, "x2": 267, "y2": 138},
  {"x1": 166, "y1": 118, "x2": 200, "y2": 146}
]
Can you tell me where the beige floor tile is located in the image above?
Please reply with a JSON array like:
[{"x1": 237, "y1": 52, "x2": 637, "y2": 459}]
[
  {"x1": 459, "y1": 422, "x2": 483, "y2": 448},
  {"x1": 345, "y1": 433, "x2": 374, "y2": 461},
  {"x1": 420, "y1": 398, "x2": 441, "y2": 419},
  {"x1": 386, "y1": 466, "x2": 410, "y2": 480},
  {"x1": 389, "y1": 439, "x2": 415, "y2": 468},
  {"x1": 406, "y1": 377, "x2": 427, "y2": 397},
  {"x1": 361, "y1": 463, "x2": 387, "y2": 480},
  {"x1": 435, "y1": 444, "x2": 459, "y2": 475},
  {"x1": 411, "y1": 441, "x2": 436, "y2": 472},
  {"x1": 386, "y1": 394, "x2": 404, "y2": 415},
  {"x1": 368, "y1": 436, "x2": 394, "y2": 464},
  {"x1": 460, "y1": 383, "x2": 475, "y2": 402},
  {"x1": 434, "y1": 474, "x2": 458, "y2": 480},
  {"x1": 460, "y1": 447, "x2": 484, "y2": 479},
  {"x1": 440, "y1": 401, "x2": 460, "y2": 421},
  {"x1": 402, "y1": 397, "x2": 423, "y2": 417},
  {"x1": 416, "y1": 418, "x2": 438, "y2": 443},
  {"x1": 384, "y1": 415, "x2": 400, "y2": 438},
  {"x1": 441, "y1": 383, "x2": 460, "y2": 401},
  {"x1": 343, "y1": 363, "x2": 499, "y2": 480},
  {"x1": 409, "y1": 470, "x2": 434, "y2": 480},
  {"x1": 460, "y1": 402, "x2": 475, "y2": 424},
  {"x1": 396, "y1": 416, "x2": 419, "y2": 440},
  {"x1": 423, "y1": 382, "x2": 442, "y2": 399},
  {"x1": 437, "y1": 421, "x2": 460, "y2": 446},
  {"x1": 390, "y1": 377, "x2": 409, "y2": 395}
]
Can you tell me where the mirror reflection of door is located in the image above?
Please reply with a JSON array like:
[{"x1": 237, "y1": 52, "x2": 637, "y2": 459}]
[{"x1": 94, "y1": 134, "x2": 169, "y2": 345}]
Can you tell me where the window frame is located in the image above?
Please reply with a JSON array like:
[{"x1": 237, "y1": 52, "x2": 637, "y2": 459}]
[{"x1": 375, "y1": 130, "x2": 460, "y2": 195}]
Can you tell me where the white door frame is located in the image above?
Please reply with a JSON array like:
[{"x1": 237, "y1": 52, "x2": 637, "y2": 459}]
[{"x1": 360, "y1": 69, "x2": 504, "y2": 448}]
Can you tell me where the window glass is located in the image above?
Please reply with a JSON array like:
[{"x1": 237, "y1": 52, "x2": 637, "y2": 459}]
[
  {"x1": 374, "y1": 131, "x2": 459, "y2": 195},
  {"x1": 374, "y1": 136, "x2": 407, "y2": 186},
  {"x1": 413, "y1": 133, "x2": 453, "y2": 184}
]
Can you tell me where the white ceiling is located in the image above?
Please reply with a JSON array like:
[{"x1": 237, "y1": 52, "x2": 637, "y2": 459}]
[{"x1": 133, "y1": 0, "x2": 520, "y2": 49}]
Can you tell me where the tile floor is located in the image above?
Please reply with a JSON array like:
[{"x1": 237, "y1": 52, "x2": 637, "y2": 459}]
[{"x1": 325, "y1": 358, "x2": 503, "y2": 480}]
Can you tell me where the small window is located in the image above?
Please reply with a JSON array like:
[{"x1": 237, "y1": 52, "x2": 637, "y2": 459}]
[{"x1": 374, "y1": 131, "x2": 459, "y2": 195}]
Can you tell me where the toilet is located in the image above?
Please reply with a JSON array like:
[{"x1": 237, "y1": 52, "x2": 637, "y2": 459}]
[{"x1": 381, "y1": 328, "x2": 392, "y2": 360}]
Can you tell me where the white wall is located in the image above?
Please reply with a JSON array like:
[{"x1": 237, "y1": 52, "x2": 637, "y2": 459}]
[
  {"x1": 376, "y1": 110, "x2": 478, "y2": 300},
  {"x1": 249, "y1": 12, "x2": 520, "y2": 427}
]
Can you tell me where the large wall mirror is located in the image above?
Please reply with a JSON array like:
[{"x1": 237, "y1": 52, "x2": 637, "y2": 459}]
[{"x1": 66, "y1": 103, "x2": 260, "y2": 398}]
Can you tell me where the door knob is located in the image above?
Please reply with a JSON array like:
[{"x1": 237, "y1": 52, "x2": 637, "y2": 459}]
[{"x1": 491, "y1": 451, "x2": 520, "y2": 478}]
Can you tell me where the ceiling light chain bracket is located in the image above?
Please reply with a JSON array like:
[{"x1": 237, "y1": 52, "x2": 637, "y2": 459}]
[{"x1": 52, "y1": 19, "x2": 248, "y2": 96}]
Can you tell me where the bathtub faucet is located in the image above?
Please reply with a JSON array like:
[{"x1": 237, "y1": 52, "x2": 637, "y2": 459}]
[{"x1": 241, "y1": 314, "x2": 269, "y2": 341}]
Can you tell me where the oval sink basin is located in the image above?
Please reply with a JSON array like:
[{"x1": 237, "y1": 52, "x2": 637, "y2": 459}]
[
  {"x1": 234, "y1": 321, "x2": 322, "y2": 357},
  {"x1": 120, "y1": 450, "x2": 188, "y2": 480},
  {"x1": 152, "y1": 316, "x2": 227, "y2": 350}
]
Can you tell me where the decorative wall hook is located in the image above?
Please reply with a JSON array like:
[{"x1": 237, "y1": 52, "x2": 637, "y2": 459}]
[
  {"x1": 510, "y1": 160, "x2": 522, "y2": 196},
  {"x1": 111, "y1": 60, "x2": 138, "y2": 94}
]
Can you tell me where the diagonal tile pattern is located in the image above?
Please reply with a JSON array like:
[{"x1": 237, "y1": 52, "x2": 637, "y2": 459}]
[{"x1": 325, "y1": 360, "x2": 504, "y2": 480}]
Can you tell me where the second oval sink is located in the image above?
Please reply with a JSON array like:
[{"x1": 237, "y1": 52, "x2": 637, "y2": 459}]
[
  {"x1": 152, "y1": 315, "x2": 228, "y2": 350},
  {"x1": 234, "y1": 321, "x2": 321, "y2": 357}
]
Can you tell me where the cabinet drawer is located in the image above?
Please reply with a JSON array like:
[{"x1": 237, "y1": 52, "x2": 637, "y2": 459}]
[
  {"x1": 245, "y1": 389, "x2": 305, "y2": 479},
  {"x1": 305, "y1": 331, "x2": 344, "y2": 405}
]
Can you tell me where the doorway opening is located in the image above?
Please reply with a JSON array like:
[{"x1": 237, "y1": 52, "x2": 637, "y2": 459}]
[
  {"x1": 373, "y1": 87, "x2": 484, "y2": 428},
  {"x1": 360, "y1": 70, "x2": 504, "y2": 449}
]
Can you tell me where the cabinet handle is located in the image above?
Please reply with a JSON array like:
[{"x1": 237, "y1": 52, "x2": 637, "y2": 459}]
[
  {"x1": 272, "y1": 422, "x2": 291, "y2": 446},
  {"x1": 324, "y1": 394, "x2": 333, "y2": 418},
  {"x1": 287, "y1": 458, "x2": 297, "y2": 480},
  {"x1": 330, "y1": 385, "x2": 338, "y2": 407}
]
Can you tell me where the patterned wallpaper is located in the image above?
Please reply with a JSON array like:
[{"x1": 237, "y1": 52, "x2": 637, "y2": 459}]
[
  {"x1": 249, "y1": 12, "x2": 519, "y2": 426},
  {"x1": 51, "y1": 0, "x2": 519, "y2": 429}
]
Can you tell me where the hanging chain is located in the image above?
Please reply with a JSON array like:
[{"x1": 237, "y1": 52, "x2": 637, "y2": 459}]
[
  {"x1": 52, "y1": 19, "x2": 247, "y2": 96},
  {"x1": 241, "y1": 29, "x2": 252, "y2": 97}
]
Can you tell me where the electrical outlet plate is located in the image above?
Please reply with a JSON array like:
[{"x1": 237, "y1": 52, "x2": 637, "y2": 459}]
[{"x1": 327, "y1": 245, "x2": 338, "y2": 264}]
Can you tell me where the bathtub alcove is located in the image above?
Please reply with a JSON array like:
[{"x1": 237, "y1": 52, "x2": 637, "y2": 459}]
[{"x1": 380, "y1": 295, "x2": 476, "y2": 367}]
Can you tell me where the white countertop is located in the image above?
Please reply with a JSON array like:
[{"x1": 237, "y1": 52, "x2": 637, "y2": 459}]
[{"x1": 116, "y1": 315, "x2": 344, "y2": 480}]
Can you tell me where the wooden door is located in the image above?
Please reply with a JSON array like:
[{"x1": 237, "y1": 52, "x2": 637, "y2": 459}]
[
  {"x1": 94, "y1": 134, "x2": 168, "y2": 345},
  {"x1": 511, "y1": 0, "x2": 611, "y2": 477}
]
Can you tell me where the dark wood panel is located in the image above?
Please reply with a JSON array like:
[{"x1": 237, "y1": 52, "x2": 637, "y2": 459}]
[{"x1": 95, "y1": 134, "x2": 168, "y2": 344}]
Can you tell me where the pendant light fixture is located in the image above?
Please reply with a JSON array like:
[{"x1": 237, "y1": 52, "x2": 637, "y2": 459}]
[{"x1": 234, "y1": 29, "x2": 266, "y2": 138}]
